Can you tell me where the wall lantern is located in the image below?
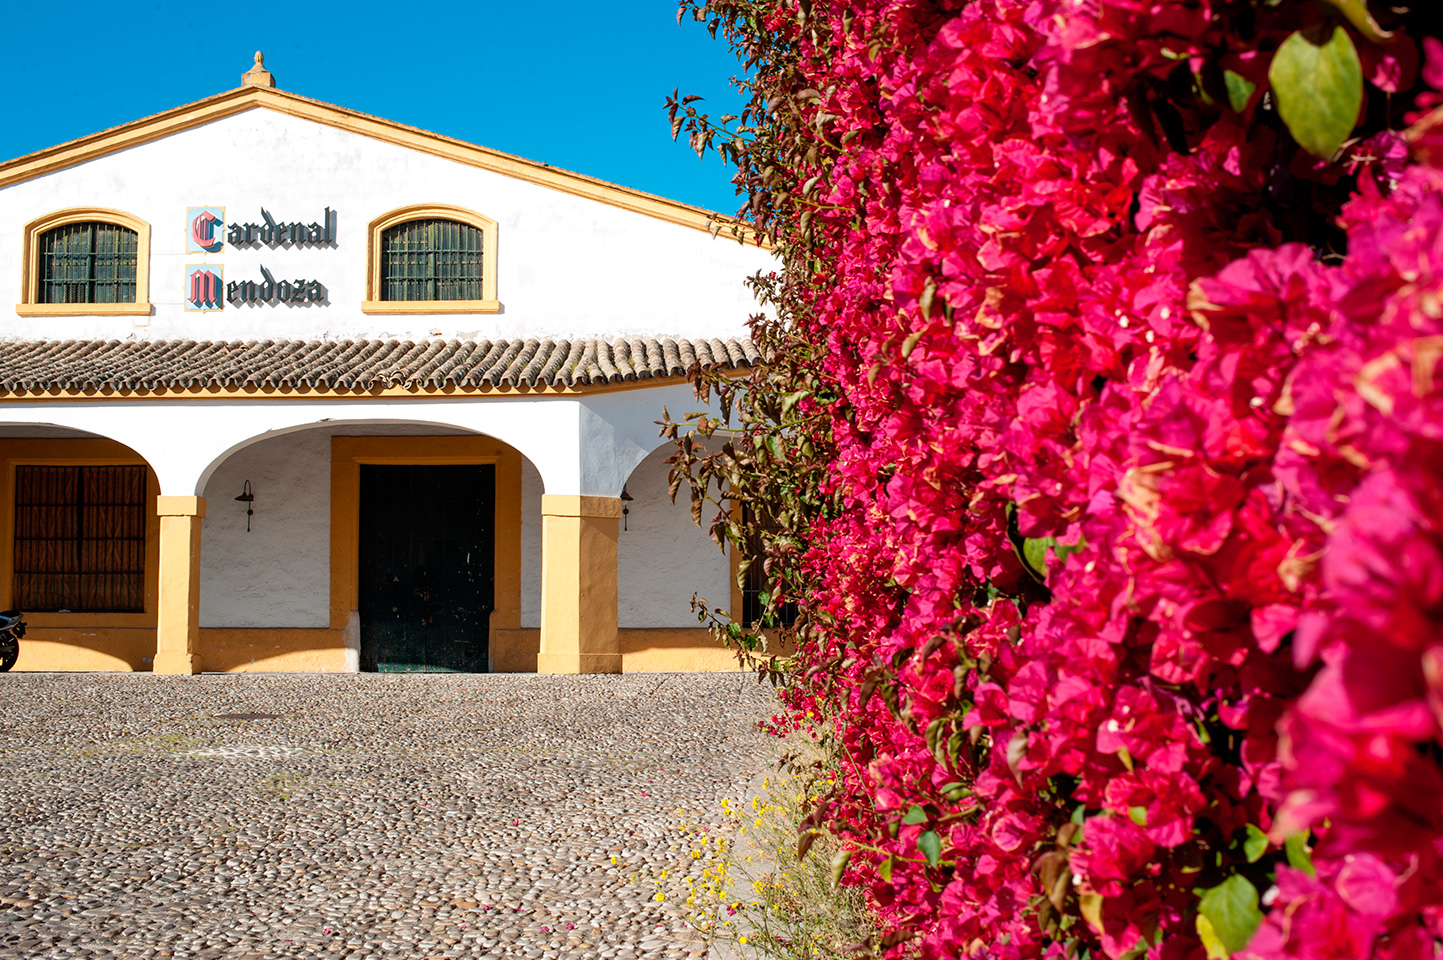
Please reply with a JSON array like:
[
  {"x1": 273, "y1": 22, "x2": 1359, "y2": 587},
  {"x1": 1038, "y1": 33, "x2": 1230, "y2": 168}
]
[
  {"x1": 620, "y1": 485, "x2": 634, "y2": 531},
  {"x1": 235, "y1": 480, "x2": 255, "y2": 532}
]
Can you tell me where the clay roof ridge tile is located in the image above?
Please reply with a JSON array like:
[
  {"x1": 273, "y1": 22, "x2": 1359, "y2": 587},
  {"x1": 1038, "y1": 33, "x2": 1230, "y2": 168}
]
[
  {"x1": 425, "y1": 340, "x2": 468, "y2": 387},
  {"x1": 500, "y1": 339, "x2": 541, "y2": 387},
  {"x1": 335, "y1": 340, "x2": 386, "y2": 388},
  {"x1": 611, "y1": 339, "x2": 636, "y2": 381},
  {"x1": 453, "y1": 339, "x2": 498, "y2": 387},
  {"x1": 304, "y1": 340, "x2": 359, "y2": 388},
  {"x1": 660, "y1": 338, "x2": 683, "y2": 377},
  {"x1": 639, "y1": 338, "x2": 661, "y2": 376},
  {"x1": 691, "y1": 339, "x2": 715, "y2": 369},
  {"x1": 486, "y1": 340, "x2": 525, "y2": 386},
  {"x1": 518, "y1": 340, "x2": 555, "y2": 388},
  {"x1": 400, "y1": 339, "x2": 448, "y2": 388},
  {"x1": 678, "y1": 339, "x2": 699, "y2": 375},
  {"x1": 536, "y1": 340, "x2": 569, "y2": 386},
  {"x1": 381, "y1": 340, "x2": 429, "y2": 389},
  {"x1": 277, "y1": 340, "x2": 331, "y2": 388},
  {"x1": 593, "y1": 340, "x2": 620, "y2": 383},
  {"x1": 574, "y1": 339, "x2": 602, "y2": 386},
  {"x1": 552, "y1": 339, "x2": 584, "y2": 388},
  {"x1": 217, "y1": 340, "x2": 272, "y2": 387}
]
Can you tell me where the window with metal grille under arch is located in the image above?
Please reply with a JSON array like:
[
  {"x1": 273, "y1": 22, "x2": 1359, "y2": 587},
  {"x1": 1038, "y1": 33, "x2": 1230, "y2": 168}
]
[
  {"x1": 379, "y1": 218, "x2": 485, "y2": 302},
  {"x1": 13, "y1": 465, "x2": 147, "y2": 613},
  {"x1": 38, "y1": 221, "x2": 139, "y2": 304}
]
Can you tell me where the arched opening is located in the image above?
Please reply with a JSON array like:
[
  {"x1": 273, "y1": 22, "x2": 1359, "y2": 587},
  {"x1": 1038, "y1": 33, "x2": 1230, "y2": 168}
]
[
  {"x1": 195, "y1": 421, "x2": 546, "y2": 673},
  {"x1": 615, "y1": 441, "x2": 738, "y2": 672},
  {"x1": 0, "y1": 425, "x2": 161, "y2": 671}
]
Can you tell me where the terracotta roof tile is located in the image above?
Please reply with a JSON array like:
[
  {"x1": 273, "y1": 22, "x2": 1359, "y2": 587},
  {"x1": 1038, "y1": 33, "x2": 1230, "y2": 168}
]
[{"x1": 0, "y1": 338, "x2": 761, "y2": 394}]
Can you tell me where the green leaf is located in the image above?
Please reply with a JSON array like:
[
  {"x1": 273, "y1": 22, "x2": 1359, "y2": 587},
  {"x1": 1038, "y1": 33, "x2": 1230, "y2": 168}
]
[
  {"x1": 1196, "y1": 915, "x2": 1229, "y2": 960},
  {"x1": 830, "y1": 848, "x2": 851, "y2": 887},
  {"x1": 1242, "y1": 824, "x2": 1268, "y2": 863},
  {"x1": 1285, "y1": 833, "x2": 1316, "y2": 877},
  {"x1": 1224, "y1": 70, "x2": 1258, "y2": 113},
  {"x1": 917, "y1": 829, "x2": 942, "y2": 867},
  {"x1": 939, "y1": 781, "x2": 971, "y2": 802},
  {"x1": 1196, "y1": 875, "x2": 1263, "y2": 957},
  {"x1": 779, "y1": 389, "x2": 810, "y2": 418},
  {"x1": 1319, "y1": 0, "x2": 1395, "y2": 43},
  {"x1": 878, "y1": 853, "x2": 895, "y2": 883},
  {"x1": 1268, "y1": 26, "x2": 1363, "y2": 159},
  {"x1": 901, "y1": 805, "x2": 928, "y2": 826},
  {"x1": 1022, "y1": 536, "x2": 1054, "y2": 577},
  {"x1": 1079, "y1": 892, "x2": 1104, "y2": 931}
]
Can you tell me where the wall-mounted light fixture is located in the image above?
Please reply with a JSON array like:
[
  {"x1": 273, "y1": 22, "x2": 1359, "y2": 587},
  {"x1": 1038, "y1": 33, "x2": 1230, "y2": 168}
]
[
  {"x1": 620, "y1": 485, "x2": 634, "y2": 531},
  {"x1": 235, "y1": 480, "x2": 255, "y2": 532}
]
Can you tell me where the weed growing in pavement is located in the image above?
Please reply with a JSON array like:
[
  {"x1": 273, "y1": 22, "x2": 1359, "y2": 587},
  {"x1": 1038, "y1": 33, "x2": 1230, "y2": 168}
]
[{"x1": 629, "y1": 732, "x2": 874, "y2": 960}]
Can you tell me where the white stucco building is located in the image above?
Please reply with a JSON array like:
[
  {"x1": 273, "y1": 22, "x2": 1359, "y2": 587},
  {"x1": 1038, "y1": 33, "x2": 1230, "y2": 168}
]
[{"x1": 0, "y1": 54, "x2": 771, "y2": 675}]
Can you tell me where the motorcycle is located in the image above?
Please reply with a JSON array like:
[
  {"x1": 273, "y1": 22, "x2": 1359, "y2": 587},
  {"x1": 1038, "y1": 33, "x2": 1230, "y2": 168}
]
[{"x1": 0, "y1": 610, "x2": 25, "y2": 672}]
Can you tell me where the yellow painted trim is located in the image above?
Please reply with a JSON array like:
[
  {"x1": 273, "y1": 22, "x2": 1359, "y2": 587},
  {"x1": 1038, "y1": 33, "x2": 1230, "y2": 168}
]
[
  {"x1": 537, "y1": 496, "x2": 622, "y2": 675},
  {"x1": 365, "y1": 204, "x2": 499, "y2": 311},
  {"x1": 329, "y1": 436, "x2": 523, "y2": 653},
  {"x1": 156, "y1": 495, "x2": 205, "y2": 517},
  {"x1": 199, "y1": 627, "x2": 348, "y2": 673},
  {"x1": 17, "y1": 207, "x2": 153, "y2": 317},
  {"x1": 0, "y1": 440, "x2": 160, "y2": 636},
  {"x1": 10, "y1": 630, "x2": 157, "y2": 672},
  {"x1": 17, "y1": 303, "x2": 152, "y2": 317},
  {"x1": 361, "y1": 300, "x2": 501, "y2": 315},
  {"x1": 541, "y1": 495, "x2": 625, "y2": 519},
  {"x1": 0, "y1": 86, "x2": 761, "y2": 243},
  {"x1": 619, "y1": 627, "x2": 743, "y2": 673},
  {"x1": 0, "y1": 371, "x2": 706, "y2": 402},
  {"x1": 153, "y1": 497, "x2": 204, "y2": 674}
]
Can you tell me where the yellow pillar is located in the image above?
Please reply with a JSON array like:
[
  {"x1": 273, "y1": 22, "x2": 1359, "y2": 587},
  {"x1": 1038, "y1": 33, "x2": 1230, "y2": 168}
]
[
  {"x1": 537, "y1": 495, "x2": 622, "y2": 675},
  {"x1": 153, "y1": 496, "x2": 205, "y2": 675}
]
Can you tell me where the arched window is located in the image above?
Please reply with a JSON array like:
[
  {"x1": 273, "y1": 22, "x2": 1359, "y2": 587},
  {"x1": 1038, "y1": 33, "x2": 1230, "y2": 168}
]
[
  {"x1": 363, "y1": 205, "x2": 499, "y2": 315},
  {"x1": 40, "y1": 221, "x2": 139, "y2": 304},
  {"x1": 18, "y1": 208, "x2": 152, "y2": 317}
]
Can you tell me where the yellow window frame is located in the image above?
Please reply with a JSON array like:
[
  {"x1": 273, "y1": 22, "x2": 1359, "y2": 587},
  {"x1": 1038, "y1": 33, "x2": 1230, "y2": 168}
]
[
  {"x1": 362, "y1": 204, "x2": 500, "y2": 315},
  {"x1": 17, "y1": 208, "x2": 153, "y2": 317}
]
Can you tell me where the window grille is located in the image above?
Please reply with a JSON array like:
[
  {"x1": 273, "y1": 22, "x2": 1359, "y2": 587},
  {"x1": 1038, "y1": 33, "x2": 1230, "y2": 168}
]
[
  {"x1": 13, "y1": 466, "x2": 147, "y2": 613},
  {"x1": 38, "y1": 222, "x2": 139, "y2": 304},
  {"x1": 740, "y1": 505, "x2": 799, "y2": 627},
  {"x1": 380, "y1": 218, "x2": 485, "y2": 301}
]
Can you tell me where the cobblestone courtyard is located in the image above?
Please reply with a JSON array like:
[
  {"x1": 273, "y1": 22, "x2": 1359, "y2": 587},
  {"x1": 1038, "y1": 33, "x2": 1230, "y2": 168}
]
[{"x1": 0, "y1": 673, "x2": 775, "y2": 960}]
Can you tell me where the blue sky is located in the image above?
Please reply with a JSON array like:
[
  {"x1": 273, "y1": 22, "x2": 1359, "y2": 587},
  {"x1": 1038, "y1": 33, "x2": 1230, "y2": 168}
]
[{"x1": 0, "y1": 0, "x2": 749, "y2": 214}]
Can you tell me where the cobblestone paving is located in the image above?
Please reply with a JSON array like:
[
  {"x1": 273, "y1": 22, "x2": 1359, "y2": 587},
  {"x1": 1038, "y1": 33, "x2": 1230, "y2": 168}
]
[{"x1": 0, "y1": 673, "x2": 776, "y2": 960}]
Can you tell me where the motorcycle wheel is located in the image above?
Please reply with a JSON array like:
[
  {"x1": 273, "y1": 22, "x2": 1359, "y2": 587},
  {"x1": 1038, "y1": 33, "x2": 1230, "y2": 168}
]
[{"x1": 0, "y1": 637, "x2": 17, "y2": 672}]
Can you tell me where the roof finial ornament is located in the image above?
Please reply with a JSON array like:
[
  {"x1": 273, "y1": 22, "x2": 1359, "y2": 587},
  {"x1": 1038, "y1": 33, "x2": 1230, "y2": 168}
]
[{"x1": 241, "y1": 50, "x2": 276, "y2": 89}]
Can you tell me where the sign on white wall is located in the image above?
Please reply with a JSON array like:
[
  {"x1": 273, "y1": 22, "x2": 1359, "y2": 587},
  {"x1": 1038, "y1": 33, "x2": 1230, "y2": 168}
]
[
  {"x1": 186, "y1": 207, "x2": 225, "y2": 253},
  {"x1": 183, "y1": 206, "x2": 334, "y2": 309},
  {"x1": 185, "y1": 265, "x2": 224, "y2": 312}
]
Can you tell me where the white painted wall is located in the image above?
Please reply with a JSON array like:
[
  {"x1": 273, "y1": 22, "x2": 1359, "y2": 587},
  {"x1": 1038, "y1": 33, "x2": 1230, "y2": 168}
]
[
  {"x1": 199, "y1": 428, "x2": 330, "y2": 628},
  {"x1": 618, "y1": 443, "x2": 731, "y2": 628},
  {"x1": 0, "y1": 108, "x2": 773, "y2": 343},
  {"x1": 197, "y1": 423, "x2": 477, "y2": 629},
  {"x1": 0, "y1": 380, "x2": 718, "y2": 497}
]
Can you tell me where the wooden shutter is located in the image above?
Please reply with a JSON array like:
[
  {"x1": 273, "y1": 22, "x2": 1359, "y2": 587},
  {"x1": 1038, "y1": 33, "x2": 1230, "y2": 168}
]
[{"x1": 13, "y1": 465, "x2": 147, "y2": 612}]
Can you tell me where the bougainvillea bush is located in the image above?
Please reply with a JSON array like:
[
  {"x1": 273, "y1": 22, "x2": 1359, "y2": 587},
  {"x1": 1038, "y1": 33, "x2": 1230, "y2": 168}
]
[{"x1": 666, "y1": 2, "x2": 1443, "y2": 958}]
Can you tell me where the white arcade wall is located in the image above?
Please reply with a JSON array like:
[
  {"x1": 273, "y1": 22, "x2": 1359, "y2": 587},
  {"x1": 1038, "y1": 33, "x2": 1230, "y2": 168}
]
[{"x1": 196, "y1": 426, "x2": 727, "y2": 630}]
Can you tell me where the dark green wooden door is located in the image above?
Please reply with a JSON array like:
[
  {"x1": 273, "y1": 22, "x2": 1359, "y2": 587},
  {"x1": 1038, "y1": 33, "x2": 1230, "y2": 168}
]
[{"x1": 358, "y1": 464, "x2": 494, "y2": 673}]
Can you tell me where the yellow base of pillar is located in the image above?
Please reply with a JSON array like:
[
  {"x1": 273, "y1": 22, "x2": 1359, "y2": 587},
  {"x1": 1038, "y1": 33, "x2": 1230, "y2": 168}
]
[
  {"x1": 155, "y1": 496, "x2": 205, "y2": 677},
  {"x1": 536, "y1": 652, "x2": 623, "y2": 675},
  {"x1": 151, "y1": 651, "x2": 199, "y2": 675},
  {"x1": 538, "y1": 495, "x2": 622, "y2": 677}
]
